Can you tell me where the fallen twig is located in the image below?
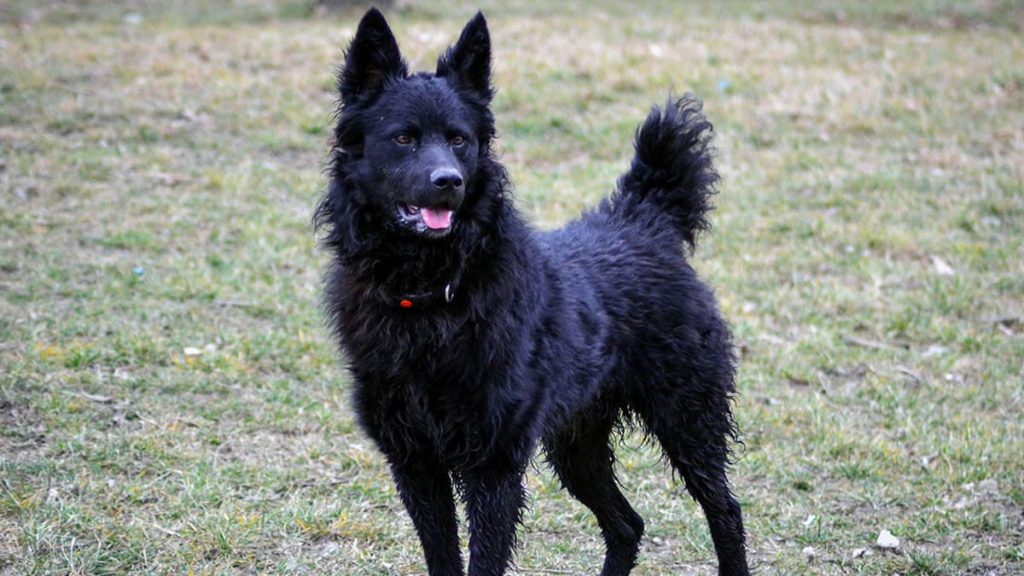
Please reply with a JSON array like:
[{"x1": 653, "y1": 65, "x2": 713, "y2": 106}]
[
  {"x1": 215, "y1": 299, "x2": 255, "y2": 308},
  {"x1": 151, "y1": 523, "x2": 183, "y2": 538},
  {"x1": 894, "y1": 365, "x2": 924, "y2": 385},
  {"x1": 63, "y1": 390, "x2": 117, "y2": 404},
  {"x1": 842, "y1": 335, "x2": 902, "y2": 351}
]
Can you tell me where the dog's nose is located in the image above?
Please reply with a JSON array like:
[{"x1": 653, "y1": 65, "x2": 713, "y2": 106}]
[{"x1": 430, "y1": 168, "x2": 464, "y2": 190}]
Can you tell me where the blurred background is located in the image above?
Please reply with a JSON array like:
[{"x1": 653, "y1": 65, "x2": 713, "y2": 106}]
[{"x1": 1, "y1": 1, "x2": 1021, "y2": 574}]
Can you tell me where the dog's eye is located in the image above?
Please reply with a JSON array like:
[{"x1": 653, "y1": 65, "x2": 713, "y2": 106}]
[
  {"x1": 394, "y1": 134, "x2": 413, "y2": 145},
  {"x1": 450, "y1": 135, "x2": 466, "y2": 147}
]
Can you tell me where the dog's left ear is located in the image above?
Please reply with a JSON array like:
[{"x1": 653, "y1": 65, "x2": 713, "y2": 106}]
[{"x1": 436, "y1": 12, "x2": 493, "y2": 102}]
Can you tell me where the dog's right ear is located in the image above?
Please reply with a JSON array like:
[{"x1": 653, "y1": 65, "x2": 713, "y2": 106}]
[{"x1": 338, "y1": 8, "x2": 407, "y2": 105}]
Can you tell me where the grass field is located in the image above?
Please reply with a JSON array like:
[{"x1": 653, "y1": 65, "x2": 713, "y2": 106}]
[{"x1": 1, "y1": 1, "x2": 1022, "y2": 574}]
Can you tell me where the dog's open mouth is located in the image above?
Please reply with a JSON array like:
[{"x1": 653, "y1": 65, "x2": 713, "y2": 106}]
[{"x1": 398, "y1": 202, "x2": 455, "y2": 234}]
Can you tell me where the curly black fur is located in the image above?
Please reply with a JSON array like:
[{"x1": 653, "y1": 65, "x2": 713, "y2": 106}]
[{"x1": 315, "y1": 9, "x2": 749, "y2": 576}]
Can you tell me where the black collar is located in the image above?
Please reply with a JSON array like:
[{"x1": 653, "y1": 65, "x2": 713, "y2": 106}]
[{"x1": 386, "y1": 263, "x2": 466, "y2": 311}]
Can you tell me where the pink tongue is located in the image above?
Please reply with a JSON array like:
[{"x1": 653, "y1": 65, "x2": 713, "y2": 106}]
[{"x1": 421, "y1": 207, "x2": 453, "y2": 229}]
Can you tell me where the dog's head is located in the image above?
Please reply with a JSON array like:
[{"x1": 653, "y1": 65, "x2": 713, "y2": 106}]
[{"x1": 326, "y1": 9, "x2": 496, "y2": 240}]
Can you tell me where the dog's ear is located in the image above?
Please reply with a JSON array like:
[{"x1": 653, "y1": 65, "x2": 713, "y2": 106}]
[
  {"x1": 338, "y1": 8, "x2": 407, "y2": 105},
  {"x1": 436, "y1": 12, "x2": 493, "y2": 102}
]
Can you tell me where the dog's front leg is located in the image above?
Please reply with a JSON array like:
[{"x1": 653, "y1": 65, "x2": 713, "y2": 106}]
[
  {"x1": 388, "y1": 456, "x2": 464, "y2": 576},
  {"x1": 462, "y1": 467, "x2": 526, "y2": 576}
]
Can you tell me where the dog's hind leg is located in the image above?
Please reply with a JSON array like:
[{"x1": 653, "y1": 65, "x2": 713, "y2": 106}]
[
  {"x1": 544, "y1": 407, "x2": 645, "y2": 576},
  {"x1": 639, "y1": 388, "x2": 750, "y2": 576}
]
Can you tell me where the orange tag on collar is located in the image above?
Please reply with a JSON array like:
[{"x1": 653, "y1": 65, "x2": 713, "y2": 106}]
[{"x1": 399, "y1": 299, "x2": 413, "y2": 309}]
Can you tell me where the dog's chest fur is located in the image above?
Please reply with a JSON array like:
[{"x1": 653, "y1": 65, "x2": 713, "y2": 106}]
[{"x1": 339, "y1": 244, "x2": 613, "y2": 470}]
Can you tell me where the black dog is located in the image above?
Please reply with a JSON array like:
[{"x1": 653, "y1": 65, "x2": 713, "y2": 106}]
[{"x1": 315, "y1": 9, "x2": 749, "y2": 576}]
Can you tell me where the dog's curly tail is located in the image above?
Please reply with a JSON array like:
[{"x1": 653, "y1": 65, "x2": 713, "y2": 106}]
[{"x1": 614, "y1": 95, "x2": 719, "y2": 251}]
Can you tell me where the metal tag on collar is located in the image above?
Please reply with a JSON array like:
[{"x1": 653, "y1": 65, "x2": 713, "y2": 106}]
[{"x1": 444, "y1": 283, "x2": 454, "y2": 303}]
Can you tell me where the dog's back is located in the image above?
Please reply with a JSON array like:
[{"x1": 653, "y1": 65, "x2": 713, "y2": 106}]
[{"x1": 536, "y1": 94, "x2": 737, "y2": 420}]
